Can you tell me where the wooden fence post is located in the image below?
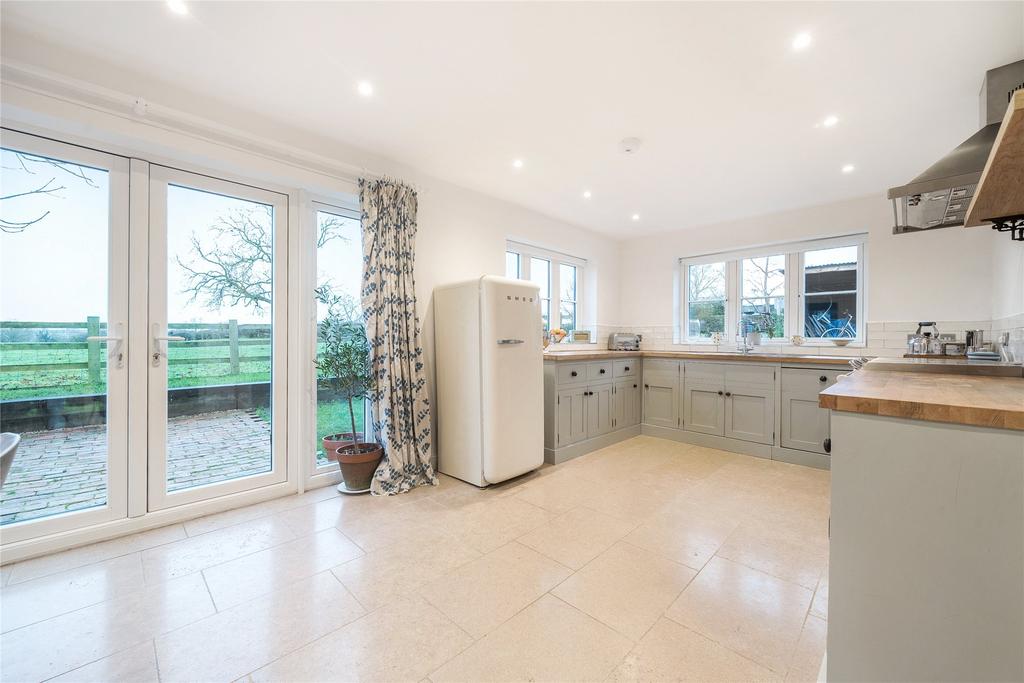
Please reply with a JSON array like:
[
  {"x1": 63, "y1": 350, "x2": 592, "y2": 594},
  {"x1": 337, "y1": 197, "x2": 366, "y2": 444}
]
[
  {"x1": 228, "y1": 319, "x2": 240, "y2": 374},
  {"x1": 87, "y1": 316, "x2": 100, "y2": 384}
]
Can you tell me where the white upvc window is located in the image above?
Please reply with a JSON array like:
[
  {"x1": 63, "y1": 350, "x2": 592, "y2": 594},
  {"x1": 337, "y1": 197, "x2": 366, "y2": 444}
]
[
  {"x1": 505, "y1": 241, "x2": 586, "y2": 333},
  {"x1": 679, "y1": 234, "x2": 867, "y2": 345}
]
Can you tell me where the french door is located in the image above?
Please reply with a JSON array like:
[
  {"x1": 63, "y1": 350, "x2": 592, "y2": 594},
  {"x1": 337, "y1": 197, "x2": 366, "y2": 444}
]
[
  {"x1": 147, "y1": 166, "x2": 288, "y2": 510},
  {"x1": 1, "y1": 130, "x2": 290, "y2": 544},
  {"x1": 0, "y1": 130, "x2": 130, "y2": 543}
]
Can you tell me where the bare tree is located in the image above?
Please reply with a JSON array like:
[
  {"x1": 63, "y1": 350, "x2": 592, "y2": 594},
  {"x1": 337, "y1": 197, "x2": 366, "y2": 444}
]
[
  {"x1": 1, "y1": 152, "x2": 100, "y2": 233},
  {"x1": 177, "y1": 207, "x2": 350, "y2": 311},
  {"x1": 687, "y1": 263, "x2": 725, "y2": 300}
]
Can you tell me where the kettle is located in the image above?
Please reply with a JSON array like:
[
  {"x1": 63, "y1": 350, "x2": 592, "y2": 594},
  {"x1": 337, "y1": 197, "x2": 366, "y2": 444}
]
[{"x1": 907, "y1": 322, "x2": 940, "y2": 355}]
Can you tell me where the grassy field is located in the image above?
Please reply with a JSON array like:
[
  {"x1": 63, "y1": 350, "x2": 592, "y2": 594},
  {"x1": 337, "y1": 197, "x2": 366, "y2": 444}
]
[
  {"x1": 0, "y1": 343, "x2": 274, "y2": 400},
  {"x1": 253, "y1": 395, "x2": 366, "y2": 467}
]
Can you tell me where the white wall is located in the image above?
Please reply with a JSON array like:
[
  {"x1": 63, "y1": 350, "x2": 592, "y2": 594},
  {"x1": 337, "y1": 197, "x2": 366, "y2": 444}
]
[{"x1": 617, "y1": 194, "x2": 1010, "y2": 355}]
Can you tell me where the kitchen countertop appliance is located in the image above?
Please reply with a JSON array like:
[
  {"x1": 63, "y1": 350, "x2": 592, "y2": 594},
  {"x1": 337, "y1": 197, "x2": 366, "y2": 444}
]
[
  {"x1": 433, "y1": 276, "x2": 543, "y2": 487},
  {"x1": 608, "y1": 333, "x2": 642, "y2": 351}
]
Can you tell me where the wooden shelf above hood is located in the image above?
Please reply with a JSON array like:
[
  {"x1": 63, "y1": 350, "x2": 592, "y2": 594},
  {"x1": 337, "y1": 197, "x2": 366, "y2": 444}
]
[{"x1": 964, "y1": 89, "x2": 1024, "y2": 229}]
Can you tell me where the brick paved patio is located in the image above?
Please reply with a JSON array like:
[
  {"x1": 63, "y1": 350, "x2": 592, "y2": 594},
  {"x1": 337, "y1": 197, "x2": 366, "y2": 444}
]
[{"x1": 0, "y1": 409, "x2": 272, "y2": 526}]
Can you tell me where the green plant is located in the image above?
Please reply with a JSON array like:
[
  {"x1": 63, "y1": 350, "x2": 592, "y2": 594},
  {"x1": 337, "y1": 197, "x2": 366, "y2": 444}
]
[{"x1": 313, "y1": 295, "x2": 374, "y2": 445}]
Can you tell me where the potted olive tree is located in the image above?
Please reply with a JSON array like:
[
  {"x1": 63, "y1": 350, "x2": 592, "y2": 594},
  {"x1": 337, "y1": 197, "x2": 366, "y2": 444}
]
[{"x1": 314, "y1": 300, "x2": 382, "y2": 492}]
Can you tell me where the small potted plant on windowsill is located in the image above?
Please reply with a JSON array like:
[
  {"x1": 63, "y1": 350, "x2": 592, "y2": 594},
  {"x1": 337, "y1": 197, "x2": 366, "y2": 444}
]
[{"x1": 315, "y1": 298, "x2": 381, "y2": 493}]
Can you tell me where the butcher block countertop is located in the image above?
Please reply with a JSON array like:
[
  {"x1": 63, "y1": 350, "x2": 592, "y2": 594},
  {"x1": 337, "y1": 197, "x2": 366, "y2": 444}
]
[
  {"x1": 543, "y1": 349, "x2": 857, "y2": 365},
  {"x1": 819, "y1": 370, "x2": 1024, "y2": 431}
]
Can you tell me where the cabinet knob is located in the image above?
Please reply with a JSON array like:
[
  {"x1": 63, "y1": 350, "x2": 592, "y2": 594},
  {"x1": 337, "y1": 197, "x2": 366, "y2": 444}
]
[
  {"x1": 571, "y1": 371, "x2": 578, "y2": 377},
  {"x1": 824, "y1": 438, "x2": 832, "y2": 453},
  {"x1": 644, "y1": 384, "x2": 649, "y2": 389},
  {"x1": 624, "y1": 366, "x2": 630, "y2": 371},
  {"x1": 819, "y1": 375, "x2": 827, "y2": 382},
  {"x1": 717, "y1": 390, "x2": 724, "y2": 396},
  {"x1": 633, "y1": 384, "x2": 638, "y2": 388},
  {"x1": 725, "y1": 392, "x2": 732, "y2": 397},
  {"x1": 599, "y1": 368, "x2": 606, "y2": 374}
]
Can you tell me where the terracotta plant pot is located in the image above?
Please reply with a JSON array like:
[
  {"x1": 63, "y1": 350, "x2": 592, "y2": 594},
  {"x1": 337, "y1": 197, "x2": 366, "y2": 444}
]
[
  {"x1": 335, "y1": 442, "x2": 383, "y2": 491},
  {"x1": 322, "y1": 433, "x2": 364, "y2": 462}
]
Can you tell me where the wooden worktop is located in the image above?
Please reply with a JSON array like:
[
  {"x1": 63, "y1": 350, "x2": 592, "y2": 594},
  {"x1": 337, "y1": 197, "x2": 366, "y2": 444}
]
[
  {"x1": 819, "y1": 370, "x2": 1024, "y2": 431},
  {"x1": 543, "y1": 349, "x2": 857, "y2": 365}
]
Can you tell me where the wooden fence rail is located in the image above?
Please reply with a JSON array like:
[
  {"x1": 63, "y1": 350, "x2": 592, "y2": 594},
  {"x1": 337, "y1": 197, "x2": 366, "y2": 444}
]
[{"x1": 1, "y1": 319, "x2": 272, "y2": 378}]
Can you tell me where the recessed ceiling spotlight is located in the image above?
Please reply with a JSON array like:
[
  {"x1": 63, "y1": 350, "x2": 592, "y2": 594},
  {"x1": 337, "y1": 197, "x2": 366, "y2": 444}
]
[
  {"x1": 356, "y1": 81, "x2": 374, "y2": 97},
  {"x1": 631, "y1": 214, "x2": 640, "y2": 222},
  {"x1": 821, "y1": 114, "x2": 839, "y2": 128},
  {"x1": 166, "y1": 0, "x2": 188, "y2": 15},
  {"x1": 841, "y1": 164, "x2": 856, "y2": 174},
  {"x1": 512, "y1": 159, "x2": 524, "y2": 170},
  {"x1": 792, "y1": 32, "x2": 812, "y2": 51},
  {"x1": 582, "y1": 190, "x2": 592, "y2": 199}
]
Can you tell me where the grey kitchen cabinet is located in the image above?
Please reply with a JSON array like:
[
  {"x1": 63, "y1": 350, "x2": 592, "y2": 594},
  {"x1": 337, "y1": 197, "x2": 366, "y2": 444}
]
[
  {"x1": 642, "y1": 361, "x2": 680, "y2": 429},
  {"x1": 585, "y1": 383, "x2": 614, "y2": 438},
  {"x1": 547, "y1": 357, "x2": 640, "y2": 457},
  {"x1": 780, "y1": 368, "x2": 842, "y2": 454},
  {"x1": 613, "y1": 379, "x2": 642, "y2": 428},
  {"x1": 683, "y1": 361, "x2": 774, "y2": 444},
  {"x1": 724, "y1": 386, "x2": 774, "y2": 444},
  {"x1": 682, "y1": 362, "x2": 726, "y2": 436},
  {"x1": 556, "y1": 387, "x2": 587, "y2": 447},
  {"x1": 683, "y1": 384, "x2": 725, "y2": 435}
]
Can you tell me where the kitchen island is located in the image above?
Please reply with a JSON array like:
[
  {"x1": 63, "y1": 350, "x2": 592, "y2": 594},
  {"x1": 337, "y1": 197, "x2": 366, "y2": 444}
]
[{"x1": 820, "y1": 367, "x2": 1024, "y2": 682}]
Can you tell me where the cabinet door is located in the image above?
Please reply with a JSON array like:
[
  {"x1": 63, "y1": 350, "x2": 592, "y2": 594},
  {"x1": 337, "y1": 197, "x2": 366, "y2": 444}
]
[
  {"x1": 614, "y1": 379, "x2": 642, "y2": 428},
  {"x1": 643, "y1": 370, "x2": 679, "y2": 428},
  {"x1": 586, "y1": 384, "x2": 613, "y2": 438},
  {"x1": 725, "y1": 386, "x2": 774, "y2": 444},
  {"x1": 683, "y1": 385, "x2": 725, "y2": 435},
  {"x1": 630, "y1": 380, "x2": 643, "y2": 426},
  {"x1": 781, "y1": 394, "x2": 830, "y2": 453},
  {"x1": 556, "y1": 387, "x2": 587, "y2": 447}
]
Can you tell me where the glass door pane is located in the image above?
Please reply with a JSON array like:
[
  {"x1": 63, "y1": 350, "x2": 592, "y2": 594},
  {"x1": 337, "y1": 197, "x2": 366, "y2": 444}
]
[
  {"x1": 148, "y1": 167, "x2": 287, "y2": 509},
  {"x1": 0, "y1": 131, "x2": 129, "y2": 541},
  {"x1": 313, "y1": 206, "x2": 364, "y2": 471}
]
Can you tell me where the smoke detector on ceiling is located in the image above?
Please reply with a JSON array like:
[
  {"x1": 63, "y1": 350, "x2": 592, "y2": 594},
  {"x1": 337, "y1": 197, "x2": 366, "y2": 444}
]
[{"x1": 619, "y1": 137, "x2": 642, "y2": 154}]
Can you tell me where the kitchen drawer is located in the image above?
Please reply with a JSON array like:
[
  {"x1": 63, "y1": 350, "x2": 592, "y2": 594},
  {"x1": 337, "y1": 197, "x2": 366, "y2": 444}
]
[
  {"x1": 587, "y1": 361, "x2": 613, "y2": 381},
  {"x1": 725, "y1": 364, "x2": 775, "y2": 389},
  {"x1": 644, "y1": 359, "x2": 680, "y2": 375},
  {"x1": 556, "y1": 363, "x2": 589, "y2": 385},
  {"x1": 781, "y1": 368, "x2": 843, "y2": 396},
  {"x1": 684, "y1": 361, "x2": 726, "y2": 386},
  {"x1": 613, "y1": 358, "x2": 639, "y2": 378}
]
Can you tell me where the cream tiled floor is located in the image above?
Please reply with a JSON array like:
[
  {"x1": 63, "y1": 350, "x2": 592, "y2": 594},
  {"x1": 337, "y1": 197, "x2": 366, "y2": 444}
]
[{"x1": 0, "y1": 436, "x2": 830, "y2": 682}]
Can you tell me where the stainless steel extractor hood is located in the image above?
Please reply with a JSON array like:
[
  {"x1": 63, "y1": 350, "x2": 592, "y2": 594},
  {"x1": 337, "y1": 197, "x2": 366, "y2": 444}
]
[{"x1": 889, "y1": 60, "x2": 1024, "y2": 234}]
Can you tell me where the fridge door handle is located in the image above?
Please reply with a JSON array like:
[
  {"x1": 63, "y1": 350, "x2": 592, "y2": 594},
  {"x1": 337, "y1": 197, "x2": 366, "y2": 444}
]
[{"x1": 497, "y1": 339, "x2": 524, "y2": 345}]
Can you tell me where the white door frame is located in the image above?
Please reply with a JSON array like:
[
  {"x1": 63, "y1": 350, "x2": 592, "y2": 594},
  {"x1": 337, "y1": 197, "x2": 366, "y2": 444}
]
[
  {"x1": 0, "y1": 129, "x2": 130, "y2": 544},
  {"x1": 146, "y1": 165, "x2": 289, "y2": 510}
]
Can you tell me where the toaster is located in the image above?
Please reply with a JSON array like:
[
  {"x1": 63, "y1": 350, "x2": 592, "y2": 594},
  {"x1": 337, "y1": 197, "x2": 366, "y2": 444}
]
[{"x1": 608, "y1": 333, "x2": 642, "y2": 351}]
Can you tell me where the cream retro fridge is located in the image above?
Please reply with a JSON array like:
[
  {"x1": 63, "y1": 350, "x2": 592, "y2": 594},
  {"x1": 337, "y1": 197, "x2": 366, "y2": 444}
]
[{"x1": 433, "y1": 276, "x2": 544, "y2": 486}]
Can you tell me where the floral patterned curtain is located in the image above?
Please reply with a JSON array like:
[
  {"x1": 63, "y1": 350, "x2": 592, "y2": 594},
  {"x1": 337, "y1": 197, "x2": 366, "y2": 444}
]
[{"x1": 360, "y1": 178, "x2": 437, "y2": 495}]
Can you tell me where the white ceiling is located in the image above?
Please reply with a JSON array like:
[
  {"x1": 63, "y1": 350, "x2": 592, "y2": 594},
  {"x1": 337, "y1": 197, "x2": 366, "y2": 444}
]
[{"x1": 2, "y1": 1, "x2": 1022, "y2": 237}]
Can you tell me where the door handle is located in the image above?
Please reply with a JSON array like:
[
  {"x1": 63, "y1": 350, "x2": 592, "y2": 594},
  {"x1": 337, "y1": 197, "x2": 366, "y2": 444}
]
[
  {"x1": 152, "y1": 323, "x2": 186, "y2": 365},
  {"x1": 497, "y1": 339, "x2": 524, "y2": 345},
  {"x1": 86, "y1": 322, "x2": 125, "y2": 369}
]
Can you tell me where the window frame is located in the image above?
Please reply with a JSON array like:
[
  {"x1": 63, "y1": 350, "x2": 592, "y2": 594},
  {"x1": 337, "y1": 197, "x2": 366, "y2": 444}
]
[
  {"x1": 679, "y1": 234, "x2": 867, "y2": 346},
  {"x1": 506, "y1": 240, "x2": 586, "y2": 334}
]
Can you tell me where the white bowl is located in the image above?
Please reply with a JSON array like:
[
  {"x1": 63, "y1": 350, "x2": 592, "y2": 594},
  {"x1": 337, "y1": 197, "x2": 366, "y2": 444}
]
[{"x1": 831, "y1": 338, "x2": 852, "y2": 347}]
